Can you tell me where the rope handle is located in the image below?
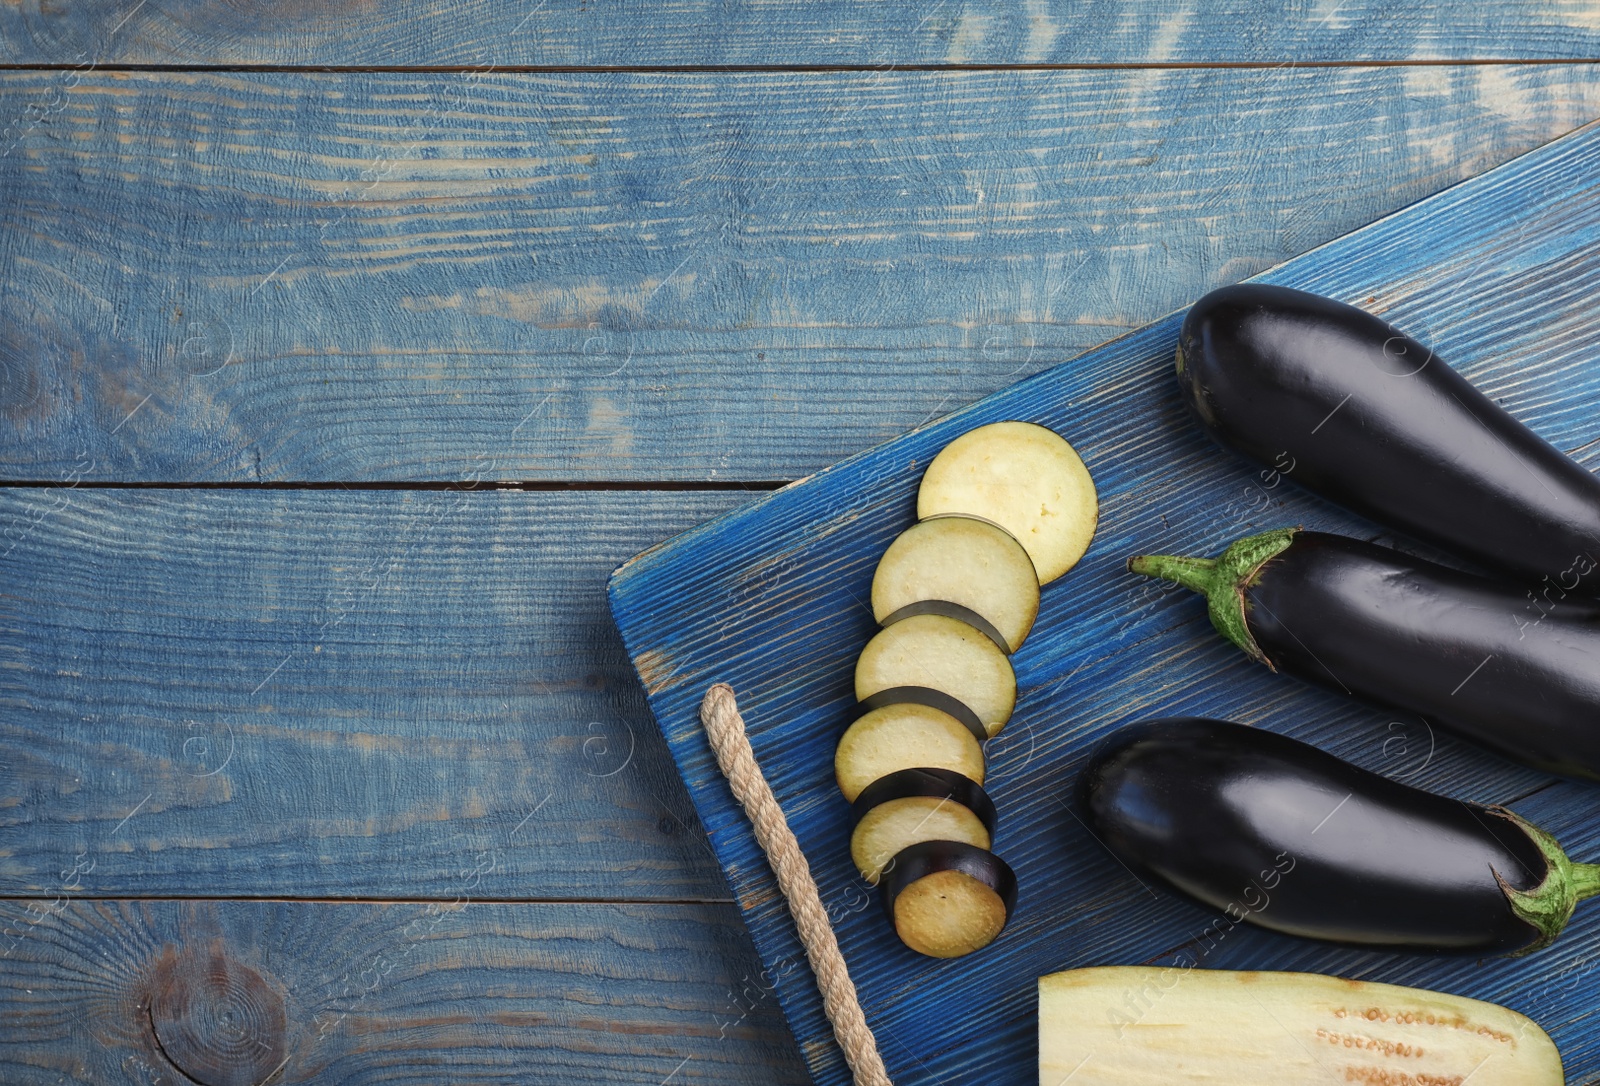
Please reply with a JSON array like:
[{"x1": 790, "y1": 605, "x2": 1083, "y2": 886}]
[{"x1": 699, "y1": 684, "x2": 894, "y2": 1086}]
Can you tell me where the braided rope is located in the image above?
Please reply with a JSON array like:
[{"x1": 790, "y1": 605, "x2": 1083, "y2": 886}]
[{"x1": 699, "y1": 684, "x2": 894, "y2": 1086}]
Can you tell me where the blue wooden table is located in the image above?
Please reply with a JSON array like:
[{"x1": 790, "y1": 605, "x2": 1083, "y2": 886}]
[{"x1": 3, "y1": 5, "x2": 1600, "y2": 1083}]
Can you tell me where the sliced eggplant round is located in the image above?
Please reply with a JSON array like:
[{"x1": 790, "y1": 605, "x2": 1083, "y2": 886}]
[
  {"x1": 916, "y1": 421, "x2": 1097, "y2": 584},
  {"x1": 855, "y1": 685, "x2": 986, "y2": 743},
  {"x1": 855, "y1": 613, "x2": 1016, "y2": 736},
  {"x1": 834, "y1": 702, "x2": 986, "y2": 803},
  {"x1": 871, "y1": 516, "x2": 1040, "y2": 652},
  {"x1": 849, "y1": 768, "x2": 997, "y2": 884},
  {"x1": 876, "y1": 598, "x2": 1012, "y2": 656},
  {"x1": 880, "y1": 840, "x2": 1017, "y2": 958}
]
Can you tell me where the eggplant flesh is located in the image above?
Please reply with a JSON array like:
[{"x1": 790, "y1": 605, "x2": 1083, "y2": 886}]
[
  {"x1": 1177, "y1": 283, "x2": 1600, "y2": 588},
  {"x1": 871, "y1": 515, "x2": 1039, "y2": 652},
  {"x1": 1039, "y1": 967, "x2": 1563, "y2": 1086},
  {"x1": 1080, "y1": 718, "x2": 1589, "y2": 955},
  {"x1": 850, "y1": 766, "x2": 997, "y2": 831},
  {"x1": 833, "y1": 702, "x2": 985, "y2": 803},
  {"x1": 851, "y1": 797, "x2": 991, "y2": 884},
  {"x1": 878, "y1": 599, "x2": 1011, "y2": 656},
  {"x1": 917, "y1": 421, "x2": 1098, "y2": 584},
  {"x1": 854, "y1": 685, "x2": 988, "y2": 744},
  {"x1": 849, "y1": 767, "x2": 997, "y2": 883},
  {"x1": 1133, "y1": 528, "x2": 1600, "y2": 781},
  {"x1": 855, "y1": 612, "x2": 1016, "y2": 736},
  {"x1": 880, "y1": 839, "x2": 1016, "y2": 958}
]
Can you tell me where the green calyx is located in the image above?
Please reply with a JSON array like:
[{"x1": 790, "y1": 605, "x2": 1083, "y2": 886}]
[
  {"x1": 1126, "y1": 527, "x2": 1300, "y2": 668},
  {"x1": 1494, "y1": 807, "x2": 1600, "y2": 955}
]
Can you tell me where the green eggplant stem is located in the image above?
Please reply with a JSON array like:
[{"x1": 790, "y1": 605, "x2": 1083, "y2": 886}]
[
  {"x1": 1499, "y1": 808, "x2": 1600, "y2": 953},
  {"x1": 1574, "y1": 862, "x2": 1600, "y2": 900},
  {"x1": 1126, "y1": 553, "x2": 1220, "y2": 597},
  {"x1": 1127, "y1": 527, "x2": 1301, "y2": 667}
]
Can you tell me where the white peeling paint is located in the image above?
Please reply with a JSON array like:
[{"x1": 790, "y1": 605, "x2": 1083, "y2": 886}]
[
  {"x1": 1022, "y1": 0, "x2": 1061, "y2": 63},
  {"x1": 1146, "y1": 7, "x2": 1193, "y2": 61},
  {"x1": 1402, "y1": 65, "x2": 1453, "y2": 100},
  {"x1": 945, "y1": 10, "x2": 989, "y2": 64},
  {"x1": 1474, "y1": 65, "x2": 1535, "y2": 121}
]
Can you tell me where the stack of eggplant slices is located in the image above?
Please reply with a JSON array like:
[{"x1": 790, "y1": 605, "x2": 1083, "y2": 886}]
[{"x1": 835, "y1": 420, "x2": 1099, "y2": 958}]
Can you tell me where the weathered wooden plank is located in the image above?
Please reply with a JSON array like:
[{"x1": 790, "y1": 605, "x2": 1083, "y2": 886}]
[
  {"x1": 4, "y1": 1, "x2": 1600, "y2": 67},
  {"x1": 0, "y1": 898, "x2": 808, "y2": 1085},
  {"x1": 606, "y1": 120, "x2": 1600, "y2": 1084},
  {"x1": 3, "y1": 66, "x2": 1599, "y2": 482},
  {"x1": 0, "y1": 487, "x2": 754, "y2": 900}
]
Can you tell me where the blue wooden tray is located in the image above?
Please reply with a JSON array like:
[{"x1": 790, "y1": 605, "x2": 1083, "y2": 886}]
[{"x1": 608, "y1": 119, "x2": 1600, "y2": 1085}]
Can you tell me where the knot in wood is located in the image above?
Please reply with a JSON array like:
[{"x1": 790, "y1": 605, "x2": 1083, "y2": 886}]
[{"x1": 150, "y1": 948, "x2": 287, "y2": 1086}]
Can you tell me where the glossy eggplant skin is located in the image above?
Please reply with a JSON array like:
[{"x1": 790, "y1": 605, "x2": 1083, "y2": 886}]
[
  {"x1": 850, "y1": 767, "x2": 998, "y2": 837},
  {"x1": 1081, "y1": 718, "x2": 1548, "y2": 954},
  {"x1": 1178, "y1": 284, "x2": 1600, "y2": 588},
  {"x1": 1246, "y1": 531, "x2": 1600, "y2": 781}
]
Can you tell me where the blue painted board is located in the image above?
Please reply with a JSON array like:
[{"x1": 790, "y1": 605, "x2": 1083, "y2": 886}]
[
  {"x1": 5, "y1": 1, "x2": 1600, "y2": 66},
  {"x1": 609, "y1": 120, "x2": 1600, "y2": 1084},
  {"x1": 5, "y1": 67, "x2": 1600, "y2": 482}
]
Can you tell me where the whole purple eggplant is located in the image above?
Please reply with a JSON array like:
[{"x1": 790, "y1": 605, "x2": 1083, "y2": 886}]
[{"x1": 1178, "y1": 283, "x2": 1600, "y2": 589}]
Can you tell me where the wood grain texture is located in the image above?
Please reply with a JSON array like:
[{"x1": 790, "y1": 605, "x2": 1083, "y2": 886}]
[
  {"x1": 608, "y1": 120, "x2": 1600, "y2": 1085},
  {"x1": 0, "y1": 898, "x2": 809, "y2": 1085},
  {"x1": 4, "y1": 1, "x2": 1600, "y2": 66},
  {"x1": 0, "y1": 487, "x2": 759, "y2": 900},
  {"x1": 4, "y1": 66, "x2": 1600, "y2": 482}
]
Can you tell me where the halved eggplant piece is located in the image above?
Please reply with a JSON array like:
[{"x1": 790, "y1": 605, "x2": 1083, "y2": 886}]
[
  {"x1": 849, "y1": 768, "x2": 997, "y2": 883},
  {"x1": 880, "y1": 840, "x2": 1017, "y2": 958},
  {"x1": 916, "y1": 421, "x2": 1097, "y2": 584},
  {"x1": 855, "y1": 613, "x2": 1016, "y2": 736},
  {"x1": 872, "y1": 515, "x2": 1040, "y2": 652},
  {"x1": 834, "y1": 702, "x2": 985, "y2": 802},
  {"x1": 1039, "y1": 967, "x2": 1563, "y2": 1086}
]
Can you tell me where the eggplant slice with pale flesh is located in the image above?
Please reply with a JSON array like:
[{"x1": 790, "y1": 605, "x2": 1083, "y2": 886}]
[
  {"x1": 880, "y1": 839, "x2": 1017, "y2": 958},
  {"x1": 834, "y1": 701, "x2": 986, "y2": 803},
  {"x1": 872, "y1": 514, "x2": 1040, "y2": 653},
  {"x1": 849, "y1": 767, "x2": 997, "y2": 883},
  {"x1": 855, "y1": 613, "x2": 1016, "y2": 737},
  {"x1": 916, "y1": 421, "x2": 1097, "y2": 584}
]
